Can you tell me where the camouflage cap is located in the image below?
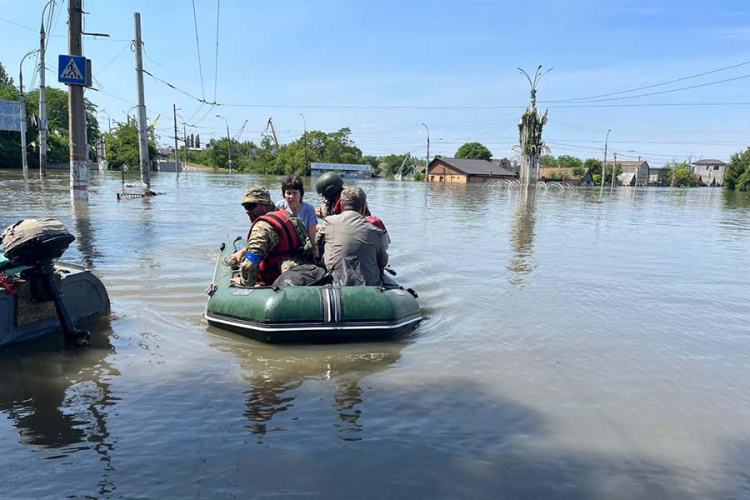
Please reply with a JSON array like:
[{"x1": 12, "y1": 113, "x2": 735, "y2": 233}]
[{"x1": 241, "y1": 187, "x2": 272, "y2": 205}]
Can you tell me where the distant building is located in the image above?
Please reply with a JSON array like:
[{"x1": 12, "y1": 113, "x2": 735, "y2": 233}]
[
  {"x1": 649, "y1": 166, "x2": 670, "y2": 186},
  {"x1": 426, "y1": 157, "x2": 517, "y2": 184},
  {"x1": 539, "y1": 167, "x2": 595, "y2": 186},
  {"x1": 491, "y1": 158, "x2": 518, "y2": 175},
  {"x1": 311, "y1": 162, "x2": 371, "y2": 179},
  {"x1": 691, "y1": 159, "x2": 727, "y2": 186},
  {"x1": 605, "y1": 160, "x2": 650, "y2": 186}
]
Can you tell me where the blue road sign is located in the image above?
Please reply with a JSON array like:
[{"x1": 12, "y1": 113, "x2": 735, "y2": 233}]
[{"x1": 58, "y1": 55, "x2": 87, "y2": 85}]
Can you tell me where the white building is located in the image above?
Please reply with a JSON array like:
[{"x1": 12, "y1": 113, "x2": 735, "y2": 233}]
[{"x1": 691, "y1": 159, "x2": 727, "y2": 187}]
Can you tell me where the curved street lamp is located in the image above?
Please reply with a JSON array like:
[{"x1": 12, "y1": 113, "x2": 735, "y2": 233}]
[
  {"x1": 216, "y1": 114, "x2": 232, "y2": 174},
  {"x1": 19, "y1": 49, "x2": 39, "y2": 172}
]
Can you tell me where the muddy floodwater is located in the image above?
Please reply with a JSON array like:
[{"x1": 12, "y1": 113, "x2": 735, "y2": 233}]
[{"x1": 1, "y1": 169, "x2": 750, "y2": 499}]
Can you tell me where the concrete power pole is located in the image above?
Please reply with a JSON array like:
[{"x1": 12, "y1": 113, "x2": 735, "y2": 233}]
[
  {"x1": 183, "y1": 123, "x2": 188, "y2": 172},
  {"x1": 422, "y1": 122, "x2": 430, "y2": 181},
  {"x1": 68, "y1": 0, "x2": 89, "y2": 201},
  {"x1": 173, "y1": 104, "x2": 180, "y2": 172},
  {"x1": 134, "y1": 13, "x2": 150, "y2": 188},
  {"x1": 599, "y1": 129, "x2": 610, "y2": 200},
  {"x1": 611, "y1": 152, "x2": 618, "y2": 190},
  {"x1": 39, "y1": 22, "x2": 48, "y2": 178},
  {"x1": 19, "y1": 50, "x2": 38, "y2": 174}
]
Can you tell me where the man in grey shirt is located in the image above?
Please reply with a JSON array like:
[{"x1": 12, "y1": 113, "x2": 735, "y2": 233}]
[{"x1": 316, "y1": 187, "x2": 388, "y2": 286}]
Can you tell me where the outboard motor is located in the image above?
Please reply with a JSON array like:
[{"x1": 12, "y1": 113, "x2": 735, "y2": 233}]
[{"x1": 2, "y1": 218, "x2": 90, "y2": 346}]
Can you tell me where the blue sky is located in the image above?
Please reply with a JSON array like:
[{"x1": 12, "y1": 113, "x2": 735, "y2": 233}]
[{"x1": 2, "y1": 0, "x2": 750, "y2": 165}]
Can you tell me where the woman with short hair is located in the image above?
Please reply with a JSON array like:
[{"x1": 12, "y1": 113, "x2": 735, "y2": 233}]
[{"x1": 276, "y1": 175, "x2": 318, "y2": 254}]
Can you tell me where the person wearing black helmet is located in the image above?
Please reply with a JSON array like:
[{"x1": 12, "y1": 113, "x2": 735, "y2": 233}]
[
  {"x1": 315, "y1": 172, "x2": 371, "y2": 218},
  {"x1": 314, "y1": 172, "x2": 345, "y2": 218}
]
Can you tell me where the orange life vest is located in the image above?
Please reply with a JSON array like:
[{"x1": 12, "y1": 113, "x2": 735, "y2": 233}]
[{"x1": 248, "y1": 210, "x2": 302, "y2": 285}]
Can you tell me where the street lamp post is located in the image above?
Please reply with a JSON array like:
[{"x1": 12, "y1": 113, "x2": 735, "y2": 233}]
[
  {"x1": 299, "y1": 113, "x2": 307, "y2": 168},
  {"x1": 19, "y1": 49, "x2": 39, "y2": 174},
  {"x1": 39, "y1": 0, "x2": 56, "y2": 178},
  {"x1": 421, "y1": 123, "x2": 430, "y2": 182},
  {"x1": 216, "y1": 114, "x2": 232, "y2": 174}
]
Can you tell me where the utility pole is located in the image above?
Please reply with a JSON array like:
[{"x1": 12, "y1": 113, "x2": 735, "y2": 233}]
[
  {"x1": 599, "y1": 129, "x2": 610, "y2": 200},
  {"x1": 183, "y1": 122, "x2": 188, "y2": 172},
  {"x1": 134, "y1": 13, "x2": 150, "y2": 188},
  {"x1": 610, "y1": 152, "x2": 617, "y2": 190},
  {"x1": 635, "y1": 156, "x2": 641, "y2": 187},
  {"x1": 422, "y1": 123, "x2": 430, "y2": 181},
  {"x1": 173, "y1": 104, "x2": 180, "y2": 172},
  {"x1": 299, "y1": 113, "x2": 307, "y2": 168},
  {"x1": 68, "y1": 0, "x2": 88, "y2": 200},
  {"x1": 19, "y1": 50, "x2": 38, "y2": 174},
  {"x1": 39, "y1": 19, "x2": 48, "y2": 177}
]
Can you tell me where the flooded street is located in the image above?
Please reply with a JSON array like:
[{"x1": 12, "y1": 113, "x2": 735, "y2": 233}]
[{"x1": 1, "y1": 169, "x2": 750, "y2": 498}]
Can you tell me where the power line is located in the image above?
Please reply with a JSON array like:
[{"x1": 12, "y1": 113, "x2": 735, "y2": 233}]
[
  {"x1": 542, "y1": 73, "x2": 750, "y2": 104},
  {"x1": 212, "y1": 0, "x2": 221, "y2": 103},
  {"x1": 190, "y1": 0, "x2": 206, "y2": 101},
  {"x1": 547, "y1": 61, "x2": 750, "y2": 103},
  {"x1": 142, "y1": 69, "x2": 216, "y2": 105}
]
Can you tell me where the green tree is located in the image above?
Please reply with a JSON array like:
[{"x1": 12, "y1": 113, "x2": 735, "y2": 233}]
[
  {"x1": 105, "y1": 117, "x2": 158, "y2": 170},
  {"x1": 724, "y1": 147, "x2": 750, "y2": 191},
  {"x1": 455, "y1": 142, "x2": 492, "y2": 161},
  {"x1": 195, "y1": 134, "x2": 200, "y2": 148},
  {"x1": 189, "y1": 133, "x2": 194, "y2": 148},
  {"x1": 557, "y1": 155, "x2": 583, "y2": 169},
  {"x1": 665, "y1": 161, "x2": 701, "y2": 187},
  {"x1": 540, "y1": 154, "x2": 556, "y2": 168},
  {"x1": 0, "y1": 62, "x2": 13, "y2": 87}
]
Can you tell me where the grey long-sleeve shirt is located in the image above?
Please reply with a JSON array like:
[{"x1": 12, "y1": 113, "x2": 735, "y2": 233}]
[{"x1": 317, "y1": 210, "x2": 388, "y2": 286}]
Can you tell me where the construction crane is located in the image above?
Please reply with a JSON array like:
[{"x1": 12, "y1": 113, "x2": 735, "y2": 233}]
[
  {"x1": 265, "y1": 117, "x2": 280, "y2": 150},
  {"x1": 233, "y1": 120, "x2": 248, "y2": 142}
]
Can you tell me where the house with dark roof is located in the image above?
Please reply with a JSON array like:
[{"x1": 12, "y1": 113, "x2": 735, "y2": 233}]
[
  {"x1": 426, "y1": 157, "x2": 517, "y2": 184},
  {"x1": 691, "y1": 159, "x2": 727, "y2": 186}
]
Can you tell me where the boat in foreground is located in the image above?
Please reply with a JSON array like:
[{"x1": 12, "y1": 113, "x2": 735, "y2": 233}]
[{"x1": 204, "y1": 240, "x2": 422, "y2": 343}]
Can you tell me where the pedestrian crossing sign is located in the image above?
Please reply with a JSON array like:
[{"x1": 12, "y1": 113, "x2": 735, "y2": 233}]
[{"x1": 58, "y1": 55, "x2": 89, "y2": 86}]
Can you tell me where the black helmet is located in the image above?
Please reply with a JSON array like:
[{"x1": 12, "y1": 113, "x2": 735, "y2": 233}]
[{"x1": 315, "y1": 172, "x2": 344, "y2": 197}]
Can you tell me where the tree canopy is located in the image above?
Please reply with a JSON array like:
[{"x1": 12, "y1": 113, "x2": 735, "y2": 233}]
[
  {"x1": 105, "y1": 118, "x2": 158, "y2": 170},
  {"x1": 724, "y1": 147, "x2": 750, "y2": 191},
  {"x1": 0, "y1": 61, "x2": 100, "y2": 169},
  {"x1": 455, "y1": 142, "x2": 492, "y2": 161}
]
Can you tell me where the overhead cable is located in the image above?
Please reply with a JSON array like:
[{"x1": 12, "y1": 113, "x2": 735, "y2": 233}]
[
  {"x1": 547, "y1": 61, "x2": 750, "y2": 103},
  {"x1": 191, "y1": 0, "x2": 206, "y2": 100}
]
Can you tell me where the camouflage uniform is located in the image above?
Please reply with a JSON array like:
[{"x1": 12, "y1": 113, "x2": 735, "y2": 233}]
[{"x1": 238, "y1": 188, "x2": 312, "y2": 286}]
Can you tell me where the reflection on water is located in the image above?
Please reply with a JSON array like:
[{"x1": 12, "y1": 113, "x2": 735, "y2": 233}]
[
  {"x1": 0, "y1": 322, "x2": 117, "y2": 445},
  {"x1": 0, "y1": 320, "x2": 118, "y2": 494},
  {"x1": 2, "y1": 170, "x2": 750, "y2": 497},
  {"x1": 507, "y1": 189, "x2": 536, "y2": 286},
  {"x1": 71, "y1": 200, "x2": 100, "y2": 269},
  {"x1": 208, "y1": 328, "x2": 402, "y2": 442}
]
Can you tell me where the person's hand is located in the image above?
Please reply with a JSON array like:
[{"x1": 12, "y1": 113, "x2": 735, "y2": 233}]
[
  {"x1": 230, "y1": 277, "x2": 243, "y2": 286},
  {"x1": 223, "y1": 255, "x2": 240, "y2": 267}
]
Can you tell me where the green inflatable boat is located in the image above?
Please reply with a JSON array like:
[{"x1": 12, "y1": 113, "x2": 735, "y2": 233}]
[{"x1": 204, "y1": 239, "x2": 422, "y2": 343}]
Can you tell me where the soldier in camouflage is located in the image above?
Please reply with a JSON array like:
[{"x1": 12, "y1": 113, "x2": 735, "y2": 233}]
[{"x1": 228, "y1": 187, "x2": 312, "y2": 287}]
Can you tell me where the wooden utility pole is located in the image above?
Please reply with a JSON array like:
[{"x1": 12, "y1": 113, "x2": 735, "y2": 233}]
[
  {"x1": 134, "y1": 13, "x2": 150, "y2": 188},
  {"x1": 173, "y1": 104, "x2": 180, "y2": 172},
  {"x1": 69, "y1": 0, "x2": 88, "y2": 200},
  {"x1": 39, "y1": 21, "x2": 48, "y2": 177}
]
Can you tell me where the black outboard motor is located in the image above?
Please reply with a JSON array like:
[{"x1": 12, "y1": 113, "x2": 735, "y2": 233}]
[{"x1": 2, "y1": 218, "x2": 90, "y2": 346}]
